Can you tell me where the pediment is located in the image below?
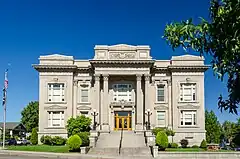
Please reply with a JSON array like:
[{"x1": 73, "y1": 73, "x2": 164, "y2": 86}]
[
  {"x1": 171, "y1": 54, "x2": 204, "y2": 61},
  {"x1": 177, "y1": 103, "x2": 200, "y2": 109},
  {"x1": 44, "y1": 105, "x2": 67, "y2": 110},
  {"x1": 39, "y1": 54, "x2": 73, "y2": 60},
  {"x1": 108, "y1": 44, "x2": 137, "y2": 51}
]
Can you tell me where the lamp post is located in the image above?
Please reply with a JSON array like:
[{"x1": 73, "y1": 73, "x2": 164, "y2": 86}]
[
  {"x1": 91, "y1": 109, "x2": 98, "y2": 131},
  {"x1": 145, "y1": 109, "x2": 152, "y2": 130}
]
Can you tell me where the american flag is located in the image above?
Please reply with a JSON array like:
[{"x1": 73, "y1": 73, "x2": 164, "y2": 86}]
[{"x1": 2, "y1": 69, "x2": 8, "y2": 106}]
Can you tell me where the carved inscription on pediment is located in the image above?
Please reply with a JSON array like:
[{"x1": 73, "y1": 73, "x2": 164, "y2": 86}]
[{"x1": 109, "y1": 52, "x2": 136, "y2": 59}]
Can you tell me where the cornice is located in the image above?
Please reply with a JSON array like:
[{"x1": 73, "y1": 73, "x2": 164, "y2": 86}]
[
  {"x1": 44, "y1": 105, "x2": 67, "y2": 110},
  {"x1": 168, "y1": 65, "x2": 210, "y2": 72},
  {"x1": 90, "y1": 60, "x2": 155, "y2": 67},
  {"x1": 33, "y1": 64, "x2": 77, "y2": 72}
]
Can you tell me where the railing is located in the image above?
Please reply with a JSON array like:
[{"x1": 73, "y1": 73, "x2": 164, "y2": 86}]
[{"x1": 118, "y1": 128, "x2": 123, "y2": 155}]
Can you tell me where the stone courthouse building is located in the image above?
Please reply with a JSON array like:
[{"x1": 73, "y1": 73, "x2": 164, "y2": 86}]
[{"x1": 33, "y1": 44, "x2": 209, "y2": 145}]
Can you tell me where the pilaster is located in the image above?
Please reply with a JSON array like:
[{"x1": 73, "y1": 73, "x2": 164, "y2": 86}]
[
  {"x1": 167, "y1": 79, "x2": 172, "y2": 128},
  {"x1": 73, "y1": 80, "x2": 78, "y2": 117}
]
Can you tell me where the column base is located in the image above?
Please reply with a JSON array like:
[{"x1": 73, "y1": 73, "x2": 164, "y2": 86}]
[
  {"x1": 135, "y1": 124, "x2": 144, "y2": 134},
  {"x1": 99, "y1": 124, "x2": 110, "y2": 133}
]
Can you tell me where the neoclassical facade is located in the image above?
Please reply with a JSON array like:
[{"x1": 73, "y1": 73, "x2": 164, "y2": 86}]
[{"x1": 34, "y1": 44, "x2": 209, "y2": 145}]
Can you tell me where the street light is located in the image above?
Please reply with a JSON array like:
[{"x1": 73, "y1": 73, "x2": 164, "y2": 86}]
[
  {"x1": 91, "y1": 109, "x2": 98, "y2": 131},
  {"x1": 145, "y1": 109, "x2": 152, "y2": 130}
]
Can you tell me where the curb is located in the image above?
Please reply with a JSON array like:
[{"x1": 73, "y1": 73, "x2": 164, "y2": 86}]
[{"x1": 0, "y1": 150, "x2": 116, "y2": 159}]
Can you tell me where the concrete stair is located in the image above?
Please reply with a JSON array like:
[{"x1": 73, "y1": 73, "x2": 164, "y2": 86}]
[{"x1": 88, "y1": 131, "x2": 152, "y2": 158}]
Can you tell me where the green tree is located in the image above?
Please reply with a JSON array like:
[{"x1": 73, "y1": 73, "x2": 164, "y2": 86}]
[
  {"x1": 66, "y1": 115, "x2": 92, "y2": 137},
  {"x1": 156, "y1": 131, "x2": 168, "y2": 150},
  {"x1": 205, "y1": 110, "x2": 222, "y2": 143},
  {"x1": 222, "y1": 120, "x2": 237, "y2": 143},
  {"x1": 162, "y1": 0, "x2": 240, "y2": 114},
  {"x1": 30, "y1": 128, "x2": 38, "y2": 145},
  {"x1": 21, "y1": 101, "x2": 39, "y2": 132}
]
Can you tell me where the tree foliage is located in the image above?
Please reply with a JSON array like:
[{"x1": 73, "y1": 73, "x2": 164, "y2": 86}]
[
  {"x1": 205, "y1": 110, "x2": 222, "y2": 143},
  {"x1": 21, "y1": 101, "x2": 39, "y2": 132},
  {"x1": 222, "y1": 120, "x2": 237, "y2": 142},
  {"x1": 30, "y1": 128, "x2": 38, "y2": 145},
  {"x1": 66, "y1": 115, "x2": 92, "y2": 137},
  {"x1": 162, "y1": 0, "x2": 240, "y2": 114},
  {"x1": 156, "y1": 131, "x2": 168, "y2": 150}
]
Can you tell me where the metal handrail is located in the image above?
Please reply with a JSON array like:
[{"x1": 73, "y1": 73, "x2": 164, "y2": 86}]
[{"x1": 118, "y1": 128, "x2": 123, "y2": 154}]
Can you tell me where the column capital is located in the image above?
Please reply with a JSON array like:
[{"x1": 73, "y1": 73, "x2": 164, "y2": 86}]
[
  {"x1": 136, "y1": 74, "x2": 142, "y2": 81},
  {"x1": 103, "y1": 74, "x2": 109, "y2": 81},
  {"x1": 144, "y1": 74, "x2": 150, "y2": 81},
  {"x1": 94, "y1": 74, "x2": 100, "y2": 81},
  {"x1": 73, "y1": 80, "x2": 78, "y2": 86},
  {"x1": 167, "y1": 79, "x2": 172, "y2": 86}
]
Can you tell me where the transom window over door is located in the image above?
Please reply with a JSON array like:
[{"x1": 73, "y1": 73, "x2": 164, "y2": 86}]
[
  {"x1": 180, "y1": 83, "x2": 196, "y2": 102},
  {"x1": 157, "y1": 111, "x2": 166, "y2": 127},
  {"x1": 48, "y1": 83, "x2": 65, "y2": 102},
  {"x1": 113, "y1": 84, "x2": 132, "y2": 102}
]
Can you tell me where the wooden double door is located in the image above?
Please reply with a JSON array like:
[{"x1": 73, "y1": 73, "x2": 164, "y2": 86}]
[{"x1": 114, "y1": 111, "x2": 132, "y2": 130}]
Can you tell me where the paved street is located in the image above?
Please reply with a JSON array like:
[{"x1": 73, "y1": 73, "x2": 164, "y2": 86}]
[{"x1": 0, "y1": 155, "x2": 57, "y2": 159}]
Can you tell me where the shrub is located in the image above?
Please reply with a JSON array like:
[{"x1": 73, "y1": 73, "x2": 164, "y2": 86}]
[
  {"x1": 192, "y1": 145, "x2": 199, "y2": 148},
  {"x1": 170, "y1": 143, "x2": 178, "y2": 148},
  {"x1": 40, "y1": 135, "x2": 45, "y2": 144},
  {"x1": 52, "y1": 136, "x2": 66, "y2": 146},
  {"x1": 165, "y1": 129, "x2": 175, "y2": 136},
  {"x1": 67, "y1": 135, "x2": 82, "y2": 152},
  {"x1": 66, "y1": 115, "x2": 92, "y2": 137},
  {"x1": 43, "y1": 135, "x2": 53, "y2": 145},
  {"x1": 152, "y1": 127, "x2": 165, "y2": 136},
  {"x1": 30, "y1": 128, "x2": 38, "y2": 145},
  {"x1": 77, "y1": 132, "x2": 90, "y2": 147},
  {"x1": 180, "y1": 139, "x2": 188, "y2": 148},
  {"x1": 156, "y1": 131, "x2": 168, "y2": 150},
  {"x1": 200, "y1": 139, "x2": 207, "y2": 148}
]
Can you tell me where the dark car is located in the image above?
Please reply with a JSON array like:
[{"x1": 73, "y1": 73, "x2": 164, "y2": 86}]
[{"x1": 6, "y1": 138, "x2": 17, "y2": 146}]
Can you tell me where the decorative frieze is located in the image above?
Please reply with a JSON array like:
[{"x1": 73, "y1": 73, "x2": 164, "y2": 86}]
[{"x1": 109, "y1": 52, "x2": 136, "y2": 59}]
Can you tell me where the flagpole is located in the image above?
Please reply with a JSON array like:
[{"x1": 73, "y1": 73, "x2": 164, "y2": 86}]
[{"x1": 2, "y1": 90, "x2": 6, "y2": 149}]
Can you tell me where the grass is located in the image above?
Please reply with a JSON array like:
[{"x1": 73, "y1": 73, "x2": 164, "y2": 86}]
[{"x1": 7, "y1": 145, "x2": 69, "y2": 153}]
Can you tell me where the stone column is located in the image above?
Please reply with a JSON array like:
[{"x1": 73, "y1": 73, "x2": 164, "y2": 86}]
[
  {"x1": 144, "y1": 74, "x2": 150, "y2": 110},
  {"x1": 101, "y1": 74, "x2": 110, "y2": 132},
  {"x1": 136, "y1": 74, "x2": 143, "y2": 131},
  {"x1": 73, "y1": 80, "x2": 78, "y2": 117},
  {"x1": 168, "y1": 79, "x2": 172, "y2": 128},
  {"x1": 94, "y1": 74, "x2": 100, "y2": 129}
]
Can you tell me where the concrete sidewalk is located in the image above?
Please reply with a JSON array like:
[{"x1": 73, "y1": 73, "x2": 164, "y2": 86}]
[
  {"x1": 0, "y1": 150, "x2": 151, "y2": 159},
  {"x1": 0, "y1": 150, "x2": 117, "y2": 159}
]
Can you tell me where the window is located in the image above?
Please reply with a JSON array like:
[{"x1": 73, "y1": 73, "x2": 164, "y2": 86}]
[
  {"x1": 157, "y1": 85, "x2": 165, "y2": 102},
  {"x1": 81, "y1": 89, "x2": 89, "y2": 103},
  {"x1": 113, "y1": 84, "x2": 132, "y2": 102},
  {"x1": 180, "y1": 83, "x2": 196, "y2": 102},
  {"x1": 157, "y1": 111, "x2": 166, "y2": 126},
  {"x1": 48, "y1": 111, "x2": 64, "y2": 127},
  {"x1": 48, "y1": 83, "x2": 65, "y2": 102},
  {"x1": 180, "y1": 110, "x2": 196, "y2": 126}
]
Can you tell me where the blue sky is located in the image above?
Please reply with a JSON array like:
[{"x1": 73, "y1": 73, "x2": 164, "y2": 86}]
[{"x1": 0, "y1": 0, "x2": 238, "y2": 123}]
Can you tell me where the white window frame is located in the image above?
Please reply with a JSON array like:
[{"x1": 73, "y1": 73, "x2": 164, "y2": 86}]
[
  {"x1": 156, "y1": 111, "x2": 166, "y2": 127},
  {"x1": 156, "y1": 84, "x2": 165, "y2": 103},
  {"x1": 47, "y1": 83, "x2": 65, "y2": 102},
  {"x1": 113, "y1": 84, "x2": 132, "y2": 102},
  {"x1": 48, "y1": 111, "x2": 64, "y2": 127},
  {"x1": 180, "y1": 110, "x2": 196, "y2": 126},
  {"x1": 80, "y1": 89, "x2": 89, "y2": 103},
  {"x1": 179, "y1": 83, "x2": 196, "y2": 102}
]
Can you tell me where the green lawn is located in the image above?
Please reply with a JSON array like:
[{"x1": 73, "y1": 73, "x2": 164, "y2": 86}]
[{"x1": 7, "y1": 145, "x2": 69, "y2": 153}]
